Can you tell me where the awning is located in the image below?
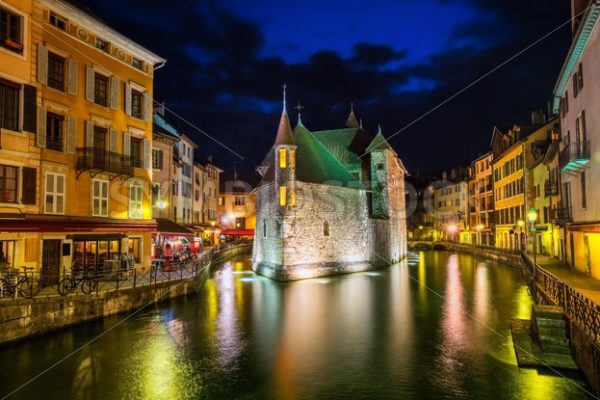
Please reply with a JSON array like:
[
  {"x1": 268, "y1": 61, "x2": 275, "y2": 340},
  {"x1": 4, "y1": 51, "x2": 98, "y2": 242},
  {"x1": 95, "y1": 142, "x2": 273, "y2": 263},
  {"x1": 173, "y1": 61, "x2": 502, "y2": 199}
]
[
  {"x1": 221, "y1": 229, "x2": 255, "y2": 236},
  {"x1": 68, "y1": 234, "x2": 125, "y2": 241},
  {"x1": 155, "y1": 218, "x2": 195, "y2": 236},
  {"x1": 0, "y1": 214, "x2": 156, "y2": 233}
]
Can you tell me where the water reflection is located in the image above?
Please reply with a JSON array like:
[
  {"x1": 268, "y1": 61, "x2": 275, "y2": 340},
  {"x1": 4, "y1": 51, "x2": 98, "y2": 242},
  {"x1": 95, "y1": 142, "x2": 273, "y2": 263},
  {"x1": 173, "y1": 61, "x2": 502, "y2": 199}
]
[{"x1": 0, "y1": 253, "x2": 592, "y2": 400}]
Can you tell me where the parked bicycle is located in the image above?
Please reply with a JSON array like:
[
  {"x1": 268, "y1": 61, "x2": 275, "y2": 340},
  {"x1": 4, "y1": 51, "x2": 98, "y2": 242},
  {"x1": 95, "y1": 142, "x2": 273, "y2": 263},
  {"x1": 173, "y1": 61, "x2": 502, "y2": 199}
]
[
  {"x1": 0, "y1": 267, "x2": 34, "y2": 299},
  {"x1": 57, "y1": 268, "x2": 99, "y2": 296}
]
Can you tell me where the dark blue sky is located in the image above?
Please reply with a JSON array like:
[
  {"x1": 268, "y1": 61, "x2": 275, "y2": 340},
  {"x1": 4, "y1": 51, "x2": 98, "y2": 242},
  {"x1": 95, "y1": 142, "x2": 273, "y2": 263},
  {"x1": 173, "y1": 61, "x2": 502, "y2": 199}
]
[{"x1": 78, "y1": 0, "x2": 571, "y2": 175}]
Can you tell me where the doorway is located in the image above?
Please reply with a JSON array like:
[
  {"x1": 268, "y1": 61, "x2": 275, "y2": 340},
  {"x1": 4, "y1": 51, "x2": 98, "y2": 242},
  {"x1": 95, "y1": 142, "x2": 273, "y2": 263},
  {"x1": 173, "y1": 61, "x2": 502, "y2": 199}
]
[{"x1": 42, "y1": 240, "x2": 62, "y2": 286}]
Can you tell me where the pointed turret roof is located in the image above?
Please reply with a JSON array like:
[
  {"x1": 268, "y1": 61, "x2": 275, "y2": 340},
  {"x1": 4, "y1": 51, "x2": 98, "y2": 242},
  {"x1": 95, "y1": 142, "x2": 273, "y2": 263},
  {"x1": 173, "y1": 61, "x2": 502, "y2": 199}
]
[
  {"x1": 345, "y1": 102, "x2": 360, "y2": 128},
  {"x1": 366, "y1": 130, "x2": 395, "y2": 153},
  {"x1": 274, "y1": 84, "x2": 294, "y2": 146}
]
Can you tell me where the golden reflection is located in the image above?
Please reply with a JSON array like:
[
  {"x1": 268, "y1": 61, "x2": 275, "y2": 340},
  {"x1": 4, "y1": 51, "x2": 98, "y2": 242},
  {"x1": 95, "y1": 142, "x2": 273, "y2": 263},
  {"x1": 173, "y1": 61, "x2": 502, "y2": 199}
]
[
  {"x1": 473, "y1": 262, "x2": 490, "y2": 330},
  {"x1": 514, "y1": 285, "x2": 533, "y2": 320},
  {"x1": 388, "y1": 262, "x2": 414, "y2": 371},
  {"x1": 214, "y1": 262, "x2": 242, "y2": 367},
  {"x1": 417, "y1": 251, "x2": 427, "y2": 309}
]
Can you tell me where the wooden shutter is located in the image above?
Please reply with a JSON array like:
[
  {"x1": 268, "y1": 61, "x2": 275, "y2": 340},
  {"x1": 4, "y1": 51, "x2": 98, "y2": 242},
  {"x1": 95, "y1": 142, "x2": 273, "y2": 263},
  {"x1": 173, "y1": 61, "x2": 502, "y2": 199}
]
[
  {"x1": 124, "y1": 82, "x2": 132, "y2": 116},
  {"x1": 23, "y1": 85, "x2": 37, "y2": 133},
  {"x1": 22, "y1": 167, "x2": 37, "y2": 205},
  {"x1": 67, "y1": 117, "x2": 77, "y2": 154},
  {"x1": 143, "y1": 138, "x2": 150, "y2": 169},
  {"x1": 85, "y1": 121, "x2": 94, "y2": 148},
  {"x1": 37, "y1": 44, "x2": 48, "y2": 85},
  {"x1": 110, "y1": 76, "x2": 120, "y2": 110},
  {"x1": 37, "y1": 106, "x2": 47, "y2": 148},
  {"x1": 143, "y1": 93, "x2": 151, "y2": 122},
  {"x1": 67, "y1": 59, "x2": 78, "y2": 96},
  {"x1": 123, "y1": 133, "x2": 131, "y2": 156},
  {"x1": 85, "y1": 66, "x2": 95, "y2": 102},
  {"x1": 109, "y1": 128, "x2": 118, "y2": 152}
]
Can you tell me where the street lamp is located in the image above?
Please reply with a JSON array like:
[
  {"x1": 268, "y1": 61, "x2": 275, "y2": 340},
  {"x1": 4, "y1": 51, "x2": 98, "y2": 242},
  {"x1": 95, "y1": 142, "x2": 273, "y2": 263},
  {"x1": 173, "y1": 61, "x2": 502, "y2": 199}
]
[
  {"x1": 517, "y1": 220, "x2": 525, "y2": 251},
  {"x1": 527, "y1": 208, "x2": 538, "y2": 264}
]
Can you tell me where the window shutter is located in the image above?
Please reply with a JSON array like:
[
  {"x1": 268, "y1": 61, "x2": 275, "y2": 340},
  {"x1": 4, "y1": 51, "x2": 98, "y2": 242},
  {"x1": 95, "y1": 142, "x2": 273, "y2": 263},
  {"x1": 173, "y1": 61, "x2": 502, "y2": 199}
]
[
  {"x1": 143, "y1": 138, "x2": 150, "y2": 169},
  {"x1": 86, "y1": 121, "x2": 94, "y2": 148},
  {"x1": 110, "y1": 77, "x2": 120, "y2": 110},
  {"x1": 22, "y1": 167, "x2": 37, "y2": 205},
  {"x1": 85, "y1": 66, "x2": 95, "y2": 102},
  {"x1": 110, "y1": 128, "x2": 118, "y2": 153},
  {"x1": 123, "y1": 133, "x2": 131, "y2": 156},
  {"x1": 143, "y1": 93, "x2": 151, "y2": 122},
  {"x1": 124, "y1": 83, "x2": 132, "y2": 116},
  {"x1": 37, "y1": 44, "x2": 48, "y2": 85},
  {"x1": 67, "y1": 116, "x2": 77, "y2": 154},
  {"x1": 37, "y1": 106, "x2": 47, "y2": 148},
  {"x1": 23, "y1": 85, "x2": 37, "y2": 133},
  {"x1": 67, "y1": 59, "x2": 78, "y2": 96}
]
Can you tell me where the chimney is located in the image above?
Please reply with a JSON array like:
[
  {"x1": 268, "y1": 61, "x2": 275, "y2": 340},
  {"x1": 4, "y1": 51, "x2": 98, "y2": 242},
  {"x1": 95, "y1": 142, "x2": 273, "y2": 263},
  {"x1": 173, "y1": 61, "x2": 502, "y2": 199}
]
[
  {"x1": 156, "y1": 102, "x2": 165, "y2": 117},
  {"x1": 531, "y1": 110, "x2": 545, "y2": 125},
  {"x1": 572, "y1": 0, "x2": 591, "y2": 35},
  {"x1": 207, "y1": 155, "x2": 213, "y2": 164}
]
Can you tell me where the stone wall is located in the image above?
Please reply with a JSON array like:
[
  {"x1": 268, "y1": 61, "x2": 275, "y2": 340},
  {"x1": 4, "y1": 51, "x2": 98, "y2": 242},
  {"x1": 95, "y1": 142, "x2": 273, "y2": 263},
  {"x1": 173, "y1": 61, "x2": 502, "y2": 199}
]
[
  {"x1": 0, "y1": 245, "x2": 251, "y2": 346},
  {"x1": 252, "y1": 183, "x2": 284, "y2": 266}
]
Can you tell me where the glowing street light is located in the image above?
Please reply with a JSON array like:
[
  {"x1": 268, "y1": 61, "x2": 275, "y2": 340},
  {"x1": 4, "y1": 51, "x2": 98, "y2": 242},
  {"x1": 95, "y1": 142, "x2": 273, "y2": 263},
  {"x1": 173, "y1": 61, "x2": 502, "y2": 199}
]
[{"x1": 527, "y1": 208, "x2": 538, "y2": 264}]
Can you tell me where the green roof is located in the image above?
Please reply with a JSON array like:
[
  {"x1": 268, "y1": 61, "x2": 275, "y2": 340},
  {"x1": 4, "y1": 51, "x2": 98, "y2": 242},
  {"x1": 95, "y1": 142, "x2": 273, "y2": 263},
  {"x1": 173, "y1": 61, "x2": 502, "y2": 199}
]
[
  {"x1": 294, "y1": 125, "x2": 363, "y2": 188},
  {"x1": 366, "y1": 132, "x2": 394, "y2": 153},
  {"x1": 311, "y1": 127, "x2": 373, "y2": 164}
]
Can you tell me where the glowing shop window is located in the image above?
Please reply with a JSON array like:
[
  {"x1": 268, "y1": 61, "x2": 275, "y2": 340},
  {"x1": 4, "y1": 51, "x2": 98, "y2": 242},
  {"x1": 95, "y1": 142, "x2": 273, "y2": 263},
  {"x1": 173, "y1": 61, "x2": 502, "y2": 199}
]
[
  {"x1": 279, "y1": 186, "x2": 287, "y2": 206},
  {"x1": 279, "y1": 148, "x2": 287, "y2": 168}
]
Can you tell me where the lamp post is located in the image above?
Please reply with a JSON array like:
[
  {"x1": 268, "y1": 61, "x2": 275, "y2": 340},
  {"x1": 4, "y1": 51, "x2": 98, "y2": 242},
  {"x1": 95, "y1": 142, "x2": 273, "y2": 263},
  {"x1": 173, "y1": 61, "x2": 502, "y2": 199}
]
[{"x1": 527, "y1": 208, "x2": 538, "y2": 265}]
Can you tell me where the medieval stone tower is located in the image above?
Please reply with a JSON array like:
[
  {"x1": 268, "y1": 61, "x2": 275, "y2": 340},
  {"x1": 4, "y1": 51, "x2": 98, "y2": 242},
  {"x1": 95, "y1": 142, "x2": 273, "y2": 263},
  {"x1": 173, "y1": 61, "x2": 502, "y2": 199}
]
[{"x1": 253, "y1": 90, "x2": 407, "y2": 281}]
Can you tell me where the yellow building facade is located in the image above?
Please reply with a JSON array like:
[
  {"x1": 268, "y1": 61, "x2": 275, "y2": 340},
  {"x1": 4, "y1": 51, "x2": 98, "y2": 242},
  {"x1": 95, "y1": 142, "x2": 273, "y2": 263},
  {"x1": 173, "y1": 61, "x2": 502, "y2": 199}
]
[
  {"x1": 467, "y1": 152, "x2": 494, "y2": 246},
  {"x1": 491, "y1": 122, "x2": 555, "y2": 251},
  {"x1": 0, "y1": 0, "x2": 165, "y2": 282}
]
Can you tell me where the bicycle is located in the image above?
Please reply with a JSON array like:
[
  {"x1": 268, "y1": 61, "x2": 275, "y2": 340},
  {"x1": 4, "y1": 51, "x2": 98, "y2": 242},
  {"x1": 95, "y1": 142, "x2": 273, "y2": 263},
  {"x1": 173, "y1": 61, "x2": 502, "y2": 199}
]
[
  {"x1": 57, "y1": 268, "x2": 99, "y2": 296},
  {"x1": 0, "y1": 267, "x2": 34, "y2": 299}
]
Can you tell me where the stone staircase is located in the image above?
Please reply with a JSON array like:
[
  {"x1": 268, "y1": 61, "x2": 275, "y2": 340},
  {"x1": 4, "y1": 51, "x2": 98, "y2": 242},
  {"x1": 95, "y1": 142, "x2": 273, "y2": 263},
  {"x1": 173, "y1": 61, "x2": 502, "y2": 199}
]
[{"x1": 510, "y1": 305, "x2": 578, "y2": 370}]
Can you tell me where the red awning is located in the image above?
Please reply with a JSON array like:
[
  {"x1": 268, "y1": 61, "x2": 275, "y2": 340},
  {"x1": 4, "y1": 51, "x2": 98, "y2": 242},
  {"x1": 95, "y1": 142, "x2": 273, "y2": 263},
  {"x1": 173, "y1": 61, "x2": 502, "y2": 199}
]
[{"x1": 221, "y1": 229, "x2": 254, "y2": 236}]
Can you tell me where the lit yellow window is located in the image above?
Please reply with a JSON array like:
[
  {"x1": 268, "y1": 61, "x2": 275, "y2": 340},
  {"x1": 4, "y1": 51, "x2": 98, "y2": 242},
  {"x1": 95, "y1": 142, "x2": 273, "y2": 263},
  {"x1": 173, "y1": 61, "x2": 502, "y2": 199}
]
[
  {"x1": 290, "y1": 187, "x2": 296, "y2": 206},
  {"x1": 279, "y1": 148, "x2": 287, "y2": 168},
  {"x1": 279, "y1": 186, "x2": 287, "y2": 206},
  {"x1": 290, "y1": 149, "x2": 296, "y2": 169}
]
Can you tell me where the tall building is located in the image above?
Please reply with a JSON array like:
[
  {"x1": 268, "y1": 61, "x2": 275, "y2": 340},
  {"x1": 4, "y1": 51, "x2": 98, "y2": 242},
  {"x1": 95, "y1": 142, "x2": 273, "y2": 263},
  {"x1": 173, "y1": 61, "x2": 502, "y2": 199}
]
[
  {"x1": 0, "y1": 0, "x2": 165, "y2": 279},
  {"x1": 253, "y1": 97, "x2": 407, "y2": 281},
  {"x1": 434, "y1": 179, "x2": 468, "y2": 242},
  {"x1": 467, "y1": 153, "x2": 494, "y2": 245},
  {"x1": 491, "y1": 120, "x2": 556, "y2": 251},
  {"x1": 552, "y1": 0, "x2": 600, "y2": 278},
  {"x1": 218, "y1": 176, "x2": 256, "y2": 240},
  {"x1": 197, "y1": 159, "x2": 222, "y2": 245}
]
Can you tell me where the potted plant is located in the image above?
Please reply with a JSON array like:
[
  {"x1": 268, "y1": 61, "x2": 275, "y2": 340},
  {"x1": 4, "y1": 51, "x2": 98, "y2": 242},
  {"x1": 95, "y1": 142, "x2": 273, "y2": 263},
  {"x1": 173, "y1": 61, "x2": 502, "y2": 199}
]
[{"x1": 4, "y1": 38, "x2": 23, "y2": 51}]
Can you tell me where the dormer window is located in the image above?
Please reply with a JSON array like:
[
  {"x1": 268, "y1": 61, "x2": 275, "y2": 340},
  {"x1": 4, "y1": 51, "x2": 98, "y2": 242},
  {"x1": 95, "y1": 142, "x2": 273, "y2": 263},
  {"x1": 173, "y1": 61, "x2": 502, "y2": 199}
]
[
  {"x1": 132, "y1": 57, "x2": 143, "y2": 70},
  {"x1": 279, "y1": 148, "x2": 287, "y2": 168}
]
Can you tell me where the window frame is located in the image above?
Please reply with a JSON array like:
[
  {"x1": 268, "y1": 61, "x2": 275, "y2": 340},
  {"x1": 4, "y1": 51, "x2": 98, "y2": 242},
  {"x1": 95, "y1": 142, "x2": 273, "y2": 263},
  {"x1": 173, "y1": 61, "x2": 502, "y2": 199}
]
[
  {"x1": 0, "y1": 6, "x2": 23, "y2": 54},
  {"x1": 130, "y1": 137, "x2": 143, "y2": 168},
  {"x1": 45, "y1": 111, "x2": 64, "y2": 152},
  {"x1": 131, "y1": 89, "x2": 143, "y2": 119},
  {"x1": 91, "y1": 178, "x2": 108, "y2": 217},
  {"x1": 47, "y1": 51, "x2": 66, "y2": 91},
  {"x1": 48, "y1": 11, "x2": 67, "y2": 31},
  {"x1": 93, "y1": 72, "x2": 109, "y2": 107},
  {"x1": 0, "y1": 78, "x2": 20, "y2": 132},
  {"x1": 45, "y1": 172, "x2": 65, "y2": 215},
  {"x1": 0, "y1": 164, "x2": 18, "y2": 204},
  {"x1": 129, "y1": 184, "x2": 143, "y2": 219}
]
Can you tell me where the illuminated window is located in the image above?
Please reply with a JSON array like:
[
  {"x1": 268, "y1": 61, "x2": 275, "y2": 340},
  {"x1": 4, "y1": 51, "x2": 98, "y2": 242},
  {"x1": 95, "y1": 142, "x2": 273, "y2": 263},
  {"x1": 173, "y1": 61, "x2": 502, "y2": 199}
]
[
  {"x1": 290, "y1": 187, "x2": 296, "y2": 206},
  {"x1": 290, "y1": 149, "x2": 296, "y2": 169},
  {"x1": 279, "y1": 148, "x2": 287, "y2": 168},
  {"x1": 279, "y1": 186, "x2": 287, "y2": 206}
]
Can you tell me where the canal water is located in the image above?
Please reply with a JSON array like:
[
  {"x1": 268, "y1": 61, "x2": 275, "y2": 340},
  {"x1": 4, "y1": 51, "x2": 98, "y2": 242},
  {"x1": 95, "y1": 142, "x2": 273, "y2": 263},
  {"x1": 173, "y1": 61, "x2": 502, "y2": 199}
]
[{"x1": 0, "y1": 251, "x2": 593, "y2": 400}]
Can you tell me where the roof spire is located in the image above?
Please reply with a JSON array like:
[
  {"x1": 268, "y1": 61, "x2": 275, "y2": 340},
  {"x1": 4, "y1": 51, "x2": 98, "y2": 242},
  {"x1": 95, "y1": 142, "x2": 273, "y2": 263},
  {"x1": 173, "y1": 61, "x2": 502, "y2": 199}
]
[
  {"x1": 378, "y1": 124, "x2": 382, "y2": 134},
  {"x1": 360, "y1": 118, "x2": 363, "y2": 129},
  {"x1": 294, "y1": 101, "x2": 305, "y2": 126},
  {"x1": 345, "y1": 101, "x2": 359, "y2": 128},
  {"x1": 282, "y1": 83, "x2": 287, "y2": 113}
]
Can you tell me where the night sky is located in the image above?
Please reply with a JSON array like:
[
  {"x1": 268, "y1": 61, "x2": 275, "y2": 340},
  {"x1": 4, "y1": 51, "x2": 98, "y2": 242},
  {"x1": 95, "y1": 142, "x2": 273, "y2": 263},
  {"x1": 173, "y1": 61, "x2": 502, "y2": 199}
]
[{"x1": 76, "y1": 0, "x2": 571, "y2": 175}]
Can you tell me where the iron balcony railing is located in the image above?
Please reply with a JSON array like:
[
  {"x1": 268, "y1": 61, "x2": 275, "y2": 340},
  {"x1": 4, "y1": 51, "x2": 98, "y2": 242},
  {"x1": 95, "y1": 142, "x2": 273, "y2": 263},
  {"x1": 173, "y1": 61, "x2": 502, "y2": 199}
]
[
  {"x1": 76, "y1": 147, "x2": 134, "y2": 177},
  {"x1": 559, "y1": 140, "x2": 590, "y2": 173},
  {"x1": 544, "y1": 180, "x2": 559, "y2": 197},
  {"x1": 550, "y1": 206, "x2": 572, "y2": 225}
]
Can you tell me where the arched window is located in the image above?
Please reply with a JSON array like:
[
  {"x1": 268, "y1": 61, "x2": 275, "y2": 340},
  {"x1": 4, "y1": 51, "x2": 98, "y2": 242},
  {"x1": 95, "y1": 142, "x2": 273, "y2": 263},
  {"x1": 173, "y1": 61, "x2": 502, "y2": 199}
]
[{"x1": 323, "y1": 221, "x2": 329, "y2": 237}]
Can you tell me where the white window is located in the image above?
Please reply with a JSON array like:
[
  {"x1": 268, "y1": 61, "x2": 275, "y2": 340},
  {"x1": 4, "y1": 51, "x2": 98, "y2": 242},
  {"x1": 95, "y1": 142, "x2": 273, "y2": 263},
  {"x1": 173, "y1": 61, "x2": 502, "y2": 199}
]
[
  {"x1": 92, "y1": 179, "x2": 108, "y2": 216},
  {"x1": 45, "y1": 172, "x2": 65, "y2": 214},
  {"x1": 129, "y1": 184, "x2": 143, "y2": 219}
]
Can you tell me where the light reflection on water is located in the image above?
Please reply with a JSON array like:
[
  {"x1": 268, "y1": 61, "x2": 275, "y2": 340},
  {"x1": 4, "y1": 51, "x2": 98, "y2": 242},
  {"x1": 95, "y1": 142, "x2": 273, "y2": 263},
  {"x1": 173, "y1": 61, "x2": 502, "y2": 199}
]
[{"x1": 0, "y1": 252, "x2": 592, "y2": 400}]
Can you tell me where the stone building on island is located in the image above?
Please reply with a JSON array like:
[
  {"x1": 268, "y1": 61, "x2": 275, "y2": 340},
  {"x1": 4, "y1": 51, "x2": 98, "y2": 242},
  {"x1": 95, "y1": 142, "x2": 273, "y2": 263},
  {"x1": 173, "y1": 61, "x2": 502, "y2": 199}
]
[{"x1": 252, "y1": 92, "x2": 407, "y2": 281}]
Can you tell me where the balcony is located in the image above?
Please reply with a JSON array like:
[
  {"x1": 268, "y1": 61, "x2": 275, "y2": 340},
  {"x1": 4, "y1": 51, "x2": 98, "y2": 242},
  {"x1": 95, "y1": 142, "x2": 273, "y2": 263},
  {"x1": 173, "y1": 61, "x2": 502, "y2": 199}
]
[
  {"x1": 550, "y1": 206, "x2": 572, "y2": 226},
  {"x1": 544, "y1": 180, "x2": 559, "y2": 197},
  {"x1": 76, "y1": 147, "x2": 133, "y2": 178},
  {"x1": 559, "y1": 141, "x2": 590, "y2": 173}
]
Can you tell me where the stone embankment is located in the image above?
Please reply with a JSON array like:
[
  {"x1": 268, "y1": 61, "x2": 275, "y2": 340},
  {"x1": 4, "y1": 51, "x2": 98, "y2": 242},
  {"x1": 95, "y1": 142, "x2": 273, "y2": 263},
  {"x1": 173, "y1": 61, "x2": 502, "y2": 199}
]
[{"x1": 0, "y1": 244, "x2": 251, "y2": 346}]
